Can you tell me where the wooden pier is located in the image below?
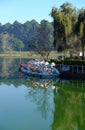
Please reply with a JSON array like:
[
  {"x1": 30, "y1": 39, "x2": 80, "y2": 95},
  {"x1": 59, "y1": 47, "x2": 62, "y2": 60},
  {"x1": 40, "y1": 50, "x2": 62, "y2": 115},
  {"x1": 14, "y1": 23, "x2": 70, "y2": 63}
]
[{"x1": 56, "y1": 64, "x2": 85, "y2": 79}]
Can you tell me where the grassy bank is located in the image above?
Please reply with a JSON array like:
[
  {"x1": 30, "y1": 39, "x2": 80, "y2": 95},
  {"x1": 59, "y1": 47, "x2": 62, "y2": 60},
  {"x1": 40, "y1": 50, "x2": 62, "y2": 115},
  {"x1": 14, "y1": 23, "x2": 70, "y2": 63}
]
[
  {"x1": 0, "y1": 51, "x2": 60, "y2": 58},
  {"x1": 0, "y1": 51, "x2": 37, "y2": 58}
]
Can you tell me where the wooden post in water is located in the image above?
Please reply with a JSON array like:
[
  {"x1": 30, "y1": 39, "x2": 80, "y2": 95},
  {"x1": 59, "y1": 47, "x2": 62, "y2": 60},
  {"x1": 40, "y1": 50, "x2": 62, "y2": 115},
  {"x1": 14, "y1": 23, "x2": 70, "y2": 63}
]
[
  {"x1": 77, "y1": 66, "x2": 78, "y2": 73},
  {"x1": 72, "y1": 65, "x2": 73, "y2": 73},
  {"x1": 82, "y1": 65, "x2": 84, "y2": 74}
]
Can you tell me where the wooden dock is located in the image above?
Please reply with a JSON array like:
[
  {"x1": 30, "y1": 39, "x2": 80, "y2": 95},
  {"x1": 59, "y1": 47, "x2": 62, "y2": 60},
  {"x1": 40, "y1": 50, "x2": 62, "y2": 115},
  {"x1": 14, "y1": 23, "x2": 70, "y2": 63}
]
[{"x1": 56, "y1": 64, "x2": 85, "y2": 79}]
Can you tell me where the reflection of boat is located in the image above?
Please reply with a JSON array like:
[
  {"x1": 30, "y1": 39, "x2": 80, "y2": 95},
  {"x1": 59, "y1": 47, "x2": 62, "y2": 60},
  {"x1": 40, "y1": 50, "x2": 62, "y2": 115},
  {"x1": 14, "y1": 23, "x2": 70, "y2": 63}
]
[
  {"x1": 19, "y1": 59, "x2": 60, "y2": 78},
  {"x1": 26, "y1": 77, "x2": 59, "y2": 89}
]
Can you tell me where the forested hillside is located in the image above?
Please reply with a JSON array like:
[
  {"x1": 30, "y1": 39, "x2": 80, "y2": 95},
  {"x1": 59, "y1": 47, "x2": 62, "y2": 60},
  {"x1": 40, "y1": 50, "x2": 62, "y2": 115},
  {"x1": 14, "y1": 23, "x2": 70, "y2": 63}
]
[{"x1": 0, "y1": 20, "x2": 53, "y2": 52}]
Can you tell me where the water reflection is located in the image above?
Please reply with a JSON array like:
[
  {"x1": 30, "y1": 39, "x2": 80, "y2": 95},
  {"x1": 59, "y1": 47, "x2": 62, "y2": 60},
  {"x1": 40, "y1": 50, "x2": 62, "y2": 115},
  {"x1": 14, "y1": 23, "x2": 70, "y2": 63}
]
[
  {"x1": 52, "y1": 80, "x2": 85, "y2": 130},
  {"x1": 1, "y1": 77, "x2": 85, "y2": 130},
  {"x1": 0, "y1": 58, "x2": 85, "y2": 130},
  {"x1": 0, "y1": 57, "x2": 28, "y2": 79},
  {"x1": 25, "y1": 77, "x2": 59, "y2": 119},
  {"x1": 0, "y1": 57, "x2": 19, "y2": 78}
]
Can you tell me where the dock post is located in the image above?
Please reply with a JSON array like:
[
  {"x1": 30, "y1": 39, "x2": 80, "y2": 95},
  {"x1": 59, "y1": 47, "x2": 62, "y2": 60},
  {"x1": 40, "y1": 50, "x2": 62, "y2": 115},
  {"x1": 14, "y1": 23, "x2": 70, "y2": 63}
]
[
  {"x1": 72, "y1": 65, "x2": 73, "y2": 73},
  {"x1": 77, "y1": 66, "x2": 78, "y2": 73},
  {"x1": 82, "y1": 65, "x2": 84, "y2": 74}
]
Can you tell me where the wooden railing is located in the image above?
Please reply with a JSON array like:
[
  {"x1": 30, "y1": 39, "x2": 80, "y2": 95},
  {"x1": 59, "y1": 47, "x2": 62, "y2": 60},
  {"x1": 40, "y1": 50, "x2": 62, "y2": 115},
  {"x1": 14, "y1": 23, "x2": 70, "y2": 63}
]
[{"x1": 56, "y1": 64, "x2": 85, "y2": 74}]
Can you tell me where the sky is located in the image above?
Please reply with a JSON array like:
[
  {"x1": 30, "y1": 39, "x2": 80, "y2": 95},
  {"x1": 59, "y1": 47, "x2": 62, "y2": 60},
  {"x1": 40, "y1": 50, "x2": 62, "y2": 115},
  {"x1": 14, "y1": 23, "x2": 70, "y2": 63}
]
[{"x1": 0, "y1": 0, "x2": 85, "y2": 25}]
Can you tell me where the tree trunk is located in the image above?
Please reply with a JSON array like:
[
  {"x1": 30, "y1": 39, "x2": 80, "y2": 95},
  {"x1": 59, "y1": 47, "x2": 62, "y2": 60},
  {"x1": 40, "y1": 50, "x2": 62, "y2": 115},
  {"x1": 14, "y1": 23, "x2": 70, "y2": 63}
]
[{"x1": 82, "y1": 38, "x2": 84, "y2": 60}]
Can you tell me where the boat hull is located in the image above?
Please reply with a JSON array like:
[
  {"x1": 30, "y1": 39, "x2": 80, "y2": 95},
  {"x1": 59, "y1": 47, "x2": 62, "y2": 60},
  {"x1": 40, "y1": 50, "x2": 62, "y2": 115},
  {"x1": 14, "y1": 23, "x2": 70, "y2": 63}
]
[{"x1": 19, "y1": 67, "x2": 59, "y2": 78}]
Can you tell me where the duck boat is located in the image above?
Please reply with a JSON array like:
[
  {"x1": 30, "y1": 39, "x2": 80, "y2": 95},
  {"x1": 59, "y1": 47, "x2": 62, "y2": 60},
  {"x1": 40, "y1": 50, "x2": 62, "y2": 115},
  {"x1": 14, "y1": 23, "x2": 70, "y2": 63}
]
[{"x1": 19, "y1": 59, "x2": 60, "y2": 78}]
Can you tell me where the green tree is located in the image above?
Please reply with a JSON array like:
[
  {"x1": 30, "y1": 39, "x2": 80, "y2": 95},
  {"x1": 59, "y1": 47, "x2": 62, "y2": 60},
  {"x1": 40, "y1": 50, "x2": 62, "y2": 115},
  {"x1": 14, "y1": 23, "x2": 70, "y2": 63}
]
[
  {"x1": 29, "y1": 20, "x2": 54, "y2": 59},
  {"x1": 0, "y1": 32, "x2": 13, "y2": 53},
  {"x1": 51, "y1": 2, "x2": 78, "y2": 53},
  {"x1": 12, "y1": 38, "x2": 24, "y2": 52},
  {"x1": 79, "y1": 22, "x2": 85, "y2": 59},
  {"x1": 60, "y1": 2, "x2": 76, "y2": 15},
  {"x1": 74, "y1": 9, "x2": 85, "y2": 59}
]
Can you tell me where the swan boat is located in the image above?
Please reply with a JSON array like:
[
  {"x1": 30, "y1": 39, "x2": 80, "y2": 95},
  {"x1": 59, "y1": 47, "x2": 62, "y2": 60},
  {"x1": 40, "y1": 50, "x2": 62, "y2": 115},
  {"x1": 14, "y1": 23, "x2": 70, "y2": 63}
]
[{"x1": 19, "y1": 59, "x2": 60, "y2": 78}]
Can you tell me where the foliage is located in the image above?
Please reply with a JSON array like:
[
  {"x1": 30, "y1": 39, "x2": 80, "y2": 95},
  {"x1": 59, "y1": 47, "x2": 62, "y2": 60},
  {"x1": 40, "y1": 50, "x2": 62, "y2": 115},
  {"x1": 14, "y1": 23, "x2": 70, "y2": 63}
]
[
  {"x1": 28, "y1": 20, "x2": 54, "y2": 59},
  {"x1": 0, "y1": 32, "x2": 13, "y2": 52},
  {"x1": 51, "y1": 2, "x2": 78, "y2": 52},
  {"x1": 0, "y1": 20, "x2": 53, "y2": 52},
  {"x1": 74, "y1": 9, "x2": 85, "y2": 59},
  {"x1": 0, "y1": 32, "x2": 24, "y2": 52}
]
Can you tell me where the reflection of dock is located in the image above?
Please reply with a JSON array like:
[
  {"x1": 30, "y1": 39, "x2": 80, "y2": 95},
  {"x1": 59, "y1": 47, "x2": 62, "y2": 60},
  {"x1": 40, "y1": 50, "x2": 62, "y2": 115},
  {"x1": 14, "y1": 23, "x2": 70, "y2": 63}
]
[{"x1": 58, "y1": 80, "x2": 85, "y2": 92}]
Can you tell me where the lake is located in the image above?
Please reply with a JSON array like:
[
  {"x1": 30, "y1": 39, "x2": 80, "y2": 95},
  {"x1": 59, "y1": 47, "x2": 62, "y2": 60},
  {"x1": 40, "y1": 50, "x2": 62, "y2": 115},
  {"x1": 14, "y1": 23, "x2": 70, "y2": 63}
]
[{"x1": 0, "y1": 58, "x2": 85, "y2": 130}]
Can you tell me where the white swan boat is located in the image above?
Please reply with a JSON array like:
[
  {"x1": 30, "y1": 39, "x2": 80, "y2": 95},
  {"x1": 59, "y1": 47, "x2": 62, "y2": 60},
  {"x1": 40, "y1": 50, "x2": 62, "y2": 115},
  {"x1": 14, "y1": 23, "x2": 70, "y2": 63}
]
[{"x1": 19, "y1": 59, "x2": 60, "y2": 78}]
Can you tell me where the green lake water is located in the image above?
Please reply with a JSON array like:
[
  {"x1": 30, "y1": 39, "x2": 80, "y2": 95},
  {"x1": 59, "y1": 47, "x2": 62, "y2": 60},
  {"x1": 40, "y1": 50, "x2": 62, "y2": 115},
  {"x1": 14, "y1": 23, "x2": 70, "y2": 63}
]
[{"x1": 0, "y1": 58, "x2": 85, "y2": 130}]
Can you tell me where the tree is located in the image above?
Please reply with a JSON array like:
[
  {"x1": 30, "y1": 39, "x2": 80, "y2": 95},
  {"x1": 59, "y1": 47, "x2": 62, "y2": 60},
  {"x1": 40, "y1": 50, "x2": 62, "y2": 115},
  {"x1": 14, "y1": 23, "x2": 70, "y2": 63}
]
[
  {"x1": 60, "y1": 2, "x2": 76, "y2": 15},
  {"x1": 0, "y1": 32, "x2": 13, "y2": 53},
  {"x1": 51, "y1": 7, "x2": 71, "y2": 51},
  {"x1": 29, "y1": 20, "x2": 54, "y2": 59},
  {"x1": 51, "y1": 2, "x2": 78, "y2": 53},
  {"x1": 12, "y1": 38, "x2": 24, "y2": 52},
  {"x1": 74, "y1": 9, "x2": 85, "y2": 59}
]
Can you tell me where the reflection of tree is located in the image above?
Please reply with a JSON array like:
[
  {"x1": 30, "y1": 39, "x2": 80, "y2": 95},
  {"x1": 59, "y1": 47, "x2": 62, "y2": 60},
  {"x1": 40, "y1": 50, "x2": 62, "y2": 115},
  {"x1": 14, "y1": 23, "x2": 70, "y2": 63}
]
[
  {"x1": 0, "y1": 58, "x2": 19, "y2": 78},
  {"x1": 1, "y1": 58, "x2": 13, "y2": 77},
  {"x1": 28, "y1": 87, "x2": 50, "y2": 119},
  {"x1": 0, "y1": 78, "x2": 29, "y2": 87},
  {"x1": 25, "y1": 78, "x2": 58, "y2": 119},
  {"x1": 52, "y1": 83, "x2": 85, "y2": 130}
]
